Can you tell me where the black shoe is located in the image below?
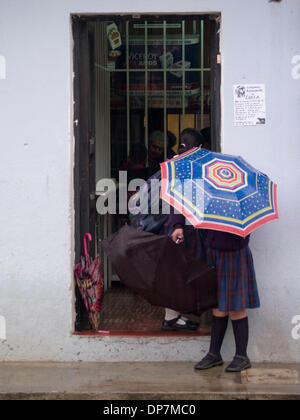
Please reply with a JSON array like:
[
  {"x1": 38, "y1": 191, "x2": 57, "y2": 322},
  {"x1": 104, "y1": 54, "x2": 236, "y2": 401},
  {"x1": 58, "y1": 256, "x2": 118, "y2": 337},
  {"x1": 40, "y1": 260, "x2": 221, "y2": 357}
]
[
  {"x1": 184, "y1": 318, "x2": 200, "y2": 329},
  {"x1": 194, "y1": 353, "x2": 224, "y2": 370},
  {"x1": 162, "y1": 316, "x2": 199, "y2": 331},
  {"x1": 226, "y1": 355, "x2": 252, "y2": 372}
]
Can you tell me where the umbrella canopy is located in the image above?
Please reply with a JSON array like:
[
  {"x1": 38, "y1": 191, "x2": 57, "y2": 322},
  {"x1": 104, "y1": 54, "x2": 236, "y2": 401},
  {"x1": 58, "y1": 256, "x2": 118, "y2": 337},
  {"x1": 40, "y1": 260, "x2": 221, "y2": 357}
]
[
  {"x1": 74, "y1": 234, "x2": 104, "y2": 331},
  {"x1": 161, "y1": 148, "x2": 278, "y2": 237},
  {"x1": 102, "y1": 225, "x2": 218, "y2": 315}
]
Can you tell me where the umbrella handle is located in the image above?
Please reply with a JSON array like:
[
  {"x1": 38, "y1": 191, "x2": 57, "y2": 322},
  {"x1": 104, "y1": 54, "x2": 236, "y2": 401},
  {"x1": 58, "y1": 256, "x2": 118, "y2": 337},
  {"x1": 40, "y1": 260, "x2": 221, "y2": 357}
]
[{"x1": 83, "y1": 233, "x2": 92, "y2": 258}]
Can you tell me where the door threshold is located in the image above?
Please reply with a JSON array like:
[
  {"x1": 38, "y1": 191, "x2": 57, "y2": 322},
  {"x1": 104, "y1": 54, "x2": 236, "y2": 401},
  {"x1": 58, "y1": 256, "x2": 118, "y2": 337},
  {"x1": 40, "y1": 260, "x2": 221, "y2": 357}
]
[{"x1": 74, "y1": 330, "x2": 211, "y2": 338}]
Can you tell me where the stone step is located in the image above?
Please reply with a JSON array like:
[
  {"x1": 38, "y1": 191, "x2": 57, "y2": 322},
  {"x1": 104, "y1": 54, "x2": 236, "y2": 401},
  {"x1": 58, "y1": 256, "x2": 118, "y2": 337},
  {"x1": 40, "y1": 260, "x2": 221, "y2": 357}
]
[{"x1": 1, "y1": 362, "x2": 300, "y2": 400}]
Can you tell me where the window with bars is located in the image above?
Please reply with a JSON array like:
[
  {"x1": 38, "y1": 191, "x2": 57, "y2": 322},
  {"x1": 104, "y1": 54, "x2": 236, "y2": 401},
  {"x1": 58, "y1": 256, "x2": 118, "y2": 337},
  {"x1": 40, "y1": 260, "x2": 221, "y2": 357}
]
[{"x1": 94, "y1": 17, "x2": 213, "y2": 179}]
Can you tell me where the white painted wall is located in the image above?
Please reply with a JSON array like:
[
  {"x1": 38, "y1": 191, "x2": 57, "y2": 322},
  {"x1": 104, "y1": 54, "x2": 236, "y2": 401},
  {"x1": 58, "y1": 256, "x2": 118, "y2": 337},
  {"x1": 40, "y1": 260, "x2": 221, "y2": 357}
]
[{"x1": 0, "y1": 0, "x2": 300, "y2": 362}]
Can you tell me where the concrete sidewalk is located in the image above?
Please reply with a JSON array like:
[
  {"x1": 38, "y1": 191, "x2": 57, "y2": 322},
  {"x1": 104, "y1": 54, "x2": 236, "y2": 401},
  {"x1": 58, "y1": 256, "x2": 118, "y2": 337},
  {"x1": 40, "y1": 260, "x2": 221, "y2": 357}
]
[{"x1": 0, "y1": 362, "x2": 300, "y2": 400}]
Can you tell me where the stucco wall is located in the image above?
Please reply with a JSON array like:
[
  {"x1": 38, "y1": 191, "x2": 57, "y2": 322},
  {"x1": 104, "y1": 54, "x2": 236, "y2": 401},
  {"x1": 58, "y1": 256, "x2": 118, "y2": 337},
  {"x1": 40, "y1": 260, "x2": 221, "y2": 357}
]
[{"x1": 0, "y1": 0, "x2": 300, "y2": 362}]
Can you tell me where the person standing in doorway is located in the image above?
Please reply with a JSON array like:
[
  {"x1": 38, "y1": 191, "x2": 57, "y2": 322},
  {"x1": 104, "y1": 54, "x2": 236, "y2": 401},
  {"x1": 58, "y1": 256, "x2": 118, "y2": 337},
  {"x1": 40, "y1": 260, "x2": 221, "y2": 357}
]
[
  {"x1": 120, "y1": 143, "x2": 149, "y2": 204},
  {"x1": 148, "y1": 131, "x2": 165, "y2": 177},
  {"x1": 167, "y1": 130, "x2": 177, "y2": 159},
  {"x1": 194, "y1": 230, "x2": 260, "y2": 372}
]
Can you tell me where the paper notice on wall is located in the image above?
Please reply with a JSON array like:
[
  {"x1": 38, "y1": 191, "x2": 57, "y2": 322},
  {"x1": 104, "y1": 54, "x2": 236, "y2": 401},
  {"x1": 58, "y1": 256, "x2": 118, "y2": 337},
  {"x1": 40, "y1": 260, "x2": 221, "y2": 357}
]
[
  {"x1": 107, "y1": 22, "x2": 122, "y2": 50},
  {"x1": 234, "y1": 84, "x2": 266, "y2": 126}
]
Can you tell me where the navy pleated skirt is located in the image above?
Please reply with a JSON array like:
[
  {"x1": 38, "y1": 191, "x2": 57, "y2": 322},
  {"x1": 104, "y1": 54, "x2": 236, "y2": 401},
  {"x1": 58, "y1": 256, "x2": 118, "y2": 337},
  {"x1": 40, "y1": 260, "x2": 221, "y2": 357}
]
[{"x1": 206, "y1": 246, "x2": 260, "y2": 312}]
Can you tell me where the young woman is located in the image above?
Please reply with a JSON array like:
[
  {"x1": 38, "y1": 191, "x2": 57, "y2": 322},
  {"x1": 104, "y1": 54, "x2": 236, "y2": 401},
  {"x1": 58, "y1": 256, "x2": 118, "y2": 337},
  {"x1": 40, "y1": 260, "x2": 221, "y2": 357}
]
[
  {"x1": 164, "y1": 130, "x2": 259, "y2": 370},
  {"x1": 194, "y1": 230, "x2": 260, "y2": 372}
]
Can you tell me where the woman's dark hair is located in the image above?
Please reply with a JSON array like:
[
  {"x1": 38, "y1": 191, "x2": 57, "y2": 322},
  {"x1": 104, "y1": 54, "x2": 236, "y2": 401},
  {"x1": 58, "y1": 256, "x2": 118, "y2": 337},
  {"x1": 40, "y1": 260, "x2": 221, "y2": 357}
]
[
  {"x1": 129, "y1": 143, "x2": 148, "y2": 165},
  {"x1": 178, "y1": 128, "x2": 204, "y2": 154}
]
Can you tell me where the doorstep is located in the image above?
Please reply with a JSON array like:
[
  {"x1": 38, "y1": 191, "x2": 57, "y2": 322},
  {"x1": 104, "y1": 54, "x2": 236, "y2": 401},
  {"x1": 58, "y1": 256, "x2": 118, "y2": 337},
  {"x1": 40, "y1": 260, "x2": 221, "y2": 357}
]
[{"x1": 0, "y1": 362, "x2": 300, "y2": 400}]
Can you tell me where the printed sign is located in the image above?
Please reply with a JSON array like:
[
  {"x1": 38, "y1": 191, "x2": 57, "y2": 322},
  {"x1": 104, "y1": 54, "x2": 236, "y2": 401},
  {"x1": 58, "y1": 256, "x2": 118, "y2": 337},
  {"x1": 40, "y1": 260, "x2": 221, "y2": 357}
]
[
  {"x1": 234, "y1": 84, "x2": 266, "y2": 126},
  {"x1": 125, "y1": 35, "x2": 200, "y2": 71},
  {"x1": 107, "y1": 23, "x2": 122, "y2": 50},
  {"x1": 111, "y1": 35, "x2": 205, "y2": 110}
]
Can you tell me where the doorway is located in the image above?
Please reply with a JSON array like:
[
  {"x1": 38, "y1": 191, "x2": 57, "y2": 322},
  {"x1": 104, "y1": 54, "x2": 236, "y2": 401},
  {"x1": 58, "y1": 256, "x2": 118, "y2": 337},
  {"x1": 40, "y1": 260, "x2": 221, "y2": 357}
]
[{"x1": 73, "y1": 14, "x2": 221, "y2": 334}]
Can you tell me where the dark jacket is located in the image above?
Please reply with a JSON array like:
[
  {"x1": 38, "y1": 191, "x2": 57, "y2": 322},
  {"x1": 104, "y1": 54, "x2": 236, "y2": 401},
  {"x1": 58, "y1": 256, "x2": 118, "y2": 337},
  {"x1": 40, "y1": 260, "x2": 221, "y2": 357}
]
[
  {"x1": 205, "y1": 230, "x2": 249, "y2": 251},
  {"x1": 169, "y1": 213, "x2": 249, "y2": 251}
]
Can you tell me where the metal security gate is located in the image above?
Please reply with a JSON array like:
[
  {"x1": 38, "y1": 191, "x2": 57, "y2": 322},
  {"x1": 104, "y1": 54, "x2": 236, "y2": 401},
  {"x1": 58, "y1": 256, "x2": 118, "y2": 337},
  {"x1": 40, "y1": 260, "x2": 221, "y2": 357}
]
[{"x1": 94, "y1": 17, "x2": 213, "y2": 162}]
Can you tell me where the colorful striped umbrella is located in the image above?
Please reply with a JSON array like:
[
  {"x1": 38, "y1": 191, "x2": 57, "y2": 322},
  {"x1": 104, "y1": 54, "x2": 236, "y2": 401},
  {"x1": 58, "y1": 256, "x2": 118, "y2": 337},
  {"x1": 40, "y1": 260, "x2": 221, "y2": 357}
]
[{"x1": 160, "y1": 148, "x2": 278, "y2": 237}]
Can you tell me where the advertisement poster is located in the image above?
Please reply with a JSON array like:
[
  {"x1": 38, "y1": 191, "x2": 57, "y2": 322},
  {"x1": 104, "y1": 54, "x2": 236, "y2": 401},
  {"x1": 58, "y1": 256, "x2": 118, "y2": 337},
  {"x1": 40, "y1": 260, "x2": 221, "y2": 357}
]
[
  {"x1": 233, "y1": 84, "x2": 266, "y2": 126},
  {"x1": 110, "y1": 35, "x2": 210, "y2": 111},
  {"x1": 113, "y1": 35, "x2": 201, "y2": 95}
]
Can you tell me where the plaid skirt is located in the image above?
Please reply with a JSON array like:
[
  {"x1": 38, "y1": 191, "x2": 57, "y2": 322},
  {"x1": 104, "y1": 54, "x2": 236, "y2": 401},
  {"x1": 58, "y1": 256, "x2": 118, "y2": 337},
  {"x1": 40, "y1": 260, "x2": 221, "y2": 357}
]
[{"x1": 206, "y1": 246, "x2": 260, "y2": 312}]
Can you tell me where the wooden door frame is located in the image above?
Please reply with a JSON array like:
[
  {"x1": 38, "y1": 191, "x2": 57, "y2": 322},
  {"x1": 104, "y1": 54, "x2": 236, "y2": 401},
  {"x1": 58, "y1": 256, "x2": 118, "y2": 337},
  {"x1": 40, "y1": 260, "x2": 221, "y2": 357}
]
[
  {"x1": 73, "y1": 16, "x2": 96, "y2": 331},
  {"x1": 210, "y1": 15, "x2": 221, "y2": 152}
]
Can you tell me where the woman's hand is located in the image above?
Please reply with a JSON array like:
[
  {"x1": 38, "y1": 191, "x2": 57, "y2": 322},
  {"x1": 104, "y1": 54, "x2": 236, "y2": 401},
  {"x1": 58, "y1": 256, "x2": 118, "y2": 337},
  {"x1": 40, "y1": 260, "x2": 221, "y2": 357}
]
[{"x1": 171, "y1": 228, "x2": 184, "y2": 244}]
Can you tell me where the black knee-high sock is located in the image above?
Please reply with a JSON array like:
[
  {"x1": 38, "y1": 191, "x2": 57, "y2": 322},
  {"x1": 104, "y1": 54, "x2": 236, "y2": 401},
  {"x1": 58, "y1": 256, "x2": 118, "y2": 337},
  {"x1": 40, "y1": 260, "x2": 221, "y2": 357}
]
[
  {"x1": 209, "y1": 316, "x2": 229, "y2": 356},
  {"x1": 232, "y1": 317, "x2": 249, "y2": 357}
]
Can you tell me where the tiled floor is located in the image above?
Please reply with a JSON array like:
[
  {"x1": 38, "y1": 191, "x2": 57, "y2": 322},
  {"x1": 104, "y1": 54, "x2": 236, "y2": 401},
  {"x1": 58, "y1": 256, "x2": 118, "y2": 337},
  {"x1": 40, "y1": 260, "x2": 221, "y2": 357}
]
[{"x1": 92, "y1": 285, "x2": 212, "y2": 335}]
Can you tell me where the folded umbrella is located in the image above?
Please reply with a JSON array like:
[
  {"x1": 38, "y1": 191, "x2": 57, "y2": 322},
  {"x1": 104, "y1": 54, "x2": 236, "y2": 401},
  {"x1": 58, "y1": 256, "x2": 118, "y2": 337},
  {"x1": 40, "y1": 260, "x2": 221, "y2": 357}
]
[
  {"x1": 74, "y1": 233, "x2": 104, "y2": 331},
  {"x1": 102, "y1": 225, "x2": 218, "y2": 315},
  {"x1": 161, "y1": 147, "x2": 278, "y2": 237}
]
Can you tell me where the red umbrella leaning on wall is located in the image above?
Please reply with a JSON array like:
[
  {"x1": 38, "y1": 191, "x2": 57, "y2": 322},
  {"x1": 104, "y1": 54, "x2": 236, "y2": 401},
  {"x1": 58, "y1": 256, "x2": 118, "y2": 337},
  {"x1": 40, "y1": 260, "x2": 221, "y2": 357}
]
[{"x1": 74, "y1": 233, "x2": 106, "y2": 332}]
